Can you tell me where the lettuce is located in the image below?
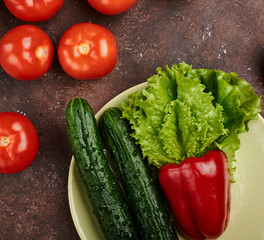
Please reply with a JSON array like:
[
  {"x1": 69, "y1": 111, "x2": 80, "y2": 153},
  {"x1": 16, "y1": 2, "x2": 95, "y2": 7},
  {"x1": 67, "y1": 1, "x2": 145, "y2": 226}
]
[{"x1": 121, "y1": 63, "x2": 261, "y2": 180}]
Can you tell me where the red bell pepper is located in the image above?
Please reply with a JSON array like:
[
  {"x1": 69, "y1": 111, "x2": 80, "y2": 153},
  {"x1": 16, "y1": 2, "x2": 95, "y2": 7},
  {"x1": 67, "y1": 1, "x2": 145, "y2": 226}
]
[{"x1": 158, "y1": 150, "x2": 231, "y2": 240}]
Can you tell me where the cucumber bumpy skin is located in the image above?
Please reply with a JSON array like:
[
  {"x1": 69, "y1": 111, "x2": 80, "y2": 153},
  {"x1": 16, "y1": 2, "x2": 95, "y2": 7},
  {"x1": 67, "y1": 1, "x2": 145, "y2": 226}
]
[
  {"x1": 100, "y1": 107, "x2": 179, "y2": 240},
  {"x1": 65, "y1": 98, "x2": 138, "y2": 240}
]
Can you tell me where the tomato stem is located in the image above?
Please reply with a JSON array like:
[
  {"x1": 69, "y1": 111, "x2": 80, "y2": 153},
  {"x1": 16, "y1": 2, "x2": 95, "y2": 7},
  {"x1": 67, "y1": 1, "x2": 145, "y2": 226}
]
[
  {"x1": 35, "y1": 46, "x2": 45, "y2": 59},
  {"x1": 78, "y1": 43, "x2": 91, "y2": 55},
  {"x1": 0, "y1": 136, "x2": 10, "y2": 147}
]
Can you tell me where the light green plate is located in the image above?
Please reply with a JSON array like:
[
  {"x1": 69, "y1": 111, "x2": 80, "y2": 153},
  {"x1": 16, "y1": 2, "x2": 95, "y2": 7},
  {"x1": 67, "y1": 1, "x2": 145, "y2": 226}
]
[{"x1": 68, "y1": 83, "x2": 264, "y2": 240}]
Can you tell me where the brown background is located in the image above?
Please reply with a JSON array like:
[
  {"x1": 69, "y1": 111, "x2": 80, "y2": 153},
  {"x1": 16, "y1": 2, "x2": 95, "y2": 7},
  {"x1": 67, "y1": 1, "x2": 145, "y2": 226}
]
[{"x1": 0, "y1": 0, "x2": 264, "y2": 239}]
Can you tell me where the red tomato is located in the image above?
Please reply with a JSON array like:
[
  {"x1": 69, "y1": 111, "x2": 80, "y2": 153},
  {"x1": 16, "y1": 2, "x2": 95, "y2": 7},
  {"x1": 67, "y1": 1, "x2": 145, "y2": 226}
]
[
  {"x1": 58, "y1": 23, "x2": 117, "y2": 80},
  {"x1": 3, "y1": 0, "x2": 64, "y2": 22},
  {"x1": 0, "y1": 25, "x2": 54, "y2": 81},
  {"x1": 0, "y1": 112, "x2": 39, "y2": 174},
  {"x1": 87, "y1": 0, "x2": 137, "y2": 15}
]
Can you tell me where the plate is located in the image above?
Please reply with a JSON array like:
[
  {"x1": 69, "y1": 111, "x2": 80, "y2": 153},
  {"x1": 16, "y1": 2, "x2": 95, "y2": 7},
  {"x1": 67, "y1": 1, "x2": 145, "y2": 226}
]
[{"x1": 68, "y1": 83, "x2": 264, "y2": 240}]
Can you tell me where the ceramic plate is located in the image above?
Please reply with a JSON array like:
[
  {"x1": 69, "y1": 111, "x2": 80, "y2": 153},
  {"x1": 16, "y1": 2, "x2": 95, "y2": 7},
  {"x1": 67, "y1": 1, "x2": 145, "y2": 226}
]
[{"x1": 68, "y1": 83, "x2": 264, "y2": 240}]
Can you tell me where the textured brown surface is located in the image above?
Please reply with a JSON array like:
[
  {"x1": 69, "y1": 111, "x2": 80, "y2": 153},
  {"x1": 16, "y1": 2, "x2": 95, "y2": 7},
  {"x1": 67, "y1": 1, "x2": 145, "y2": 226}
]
[{"x1": 0, "y1": 0, "x2": 264, "y2": 239}]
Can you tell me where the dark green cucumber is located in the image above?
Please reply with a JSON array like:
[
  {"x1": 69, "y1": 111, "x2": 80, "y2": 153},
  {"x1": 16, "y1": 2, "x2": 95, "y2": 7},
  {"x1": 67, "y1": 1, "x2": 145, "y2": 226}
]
[
  {"x1": 65, "y1": 98, "x2": 138, "y2": 240},
  {"x1": 100, "y1": 107, "x2": 178, "y2": 240}
]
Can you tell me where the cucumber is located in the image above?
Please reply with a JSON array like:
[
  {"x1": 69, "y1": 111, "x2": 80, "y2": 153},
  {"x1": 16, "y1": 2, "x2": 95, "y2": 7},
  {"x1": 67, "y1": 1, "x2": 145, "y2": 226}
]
[
  {"x1": 65, "y1": 98, "x2": 138, "y2": 240},
  {"x1": 100, "y1": 107, "x2": 178, "y2": 240}
]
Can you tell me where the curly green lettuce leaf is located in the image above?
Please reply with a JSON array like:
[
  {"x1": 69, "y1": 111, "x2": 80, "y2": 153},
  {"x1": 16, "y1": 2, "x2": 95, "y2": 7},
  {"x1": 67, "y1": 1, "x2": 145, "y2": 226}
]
[
  {"x1": 121, "y1": 66, "x2": 178, "y2": 167},
  {"x1": 215, "y1": 133, "x2": 240, "y2": 182},
  {"x1": 160, "y1": 66, "x2": 226, "y2": 163},
  {"x1": 195, "y1": 69, "x2": 261, "y2": 133},
  {"x1": 121, "y1": 63, "x2": 261, "y2": 180}
]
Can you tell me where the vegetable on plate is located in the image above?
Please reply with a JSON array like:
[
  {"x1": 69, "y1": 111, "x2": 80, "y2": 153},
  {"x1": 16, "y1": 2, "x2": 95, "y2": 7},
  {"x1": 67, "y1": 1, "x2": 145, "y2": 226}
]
[
  {"x1": 100, "y1": 107, "x2": 178, "y2": 240},
  {"x1": 58, "y1": 23, "x2": 117, "y2": 80},
  {"x1": 0, "y1": 25, "x2": 54, "y2": 81},
  {"x1": 159, "y1": 150, "x2": 231, "y2": 240},
  {"x1": 65, "y1": 63, "x2": 261, "y2": 240},
  {"x1": 65, "y1": 98, "x2": 138, "y2": 240},
  {"x1": 121, "y1": 63, "x2": 261, "y2": 182},
  {"x1": 121, "y1": 62, "x2": 261, "y2": 239},
  {"x1": 0, "y1": 112, "x2": 39, "y2": 174}
]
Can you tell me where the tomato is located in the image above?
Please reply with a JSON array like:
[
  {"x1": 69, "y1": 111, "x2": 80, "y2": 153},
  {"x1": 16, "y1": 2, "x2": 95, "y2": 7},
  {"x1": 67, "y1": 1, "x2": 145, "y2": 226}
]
[
  {"x1": 3, "y1": 0, "x2": 64, "y2": 22},
  {"x1": 0, "y1": 25, "x2": 54, "y2": 81},
  {"x1": 0, "y1": 112, "x2": 39, "y2": 174},
  {"x1": 58, "y1": 23, "x2": 117, "y2": 80},
  {"x1": 87, "y1": 0, "x2": 137, "y2": 15}
]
